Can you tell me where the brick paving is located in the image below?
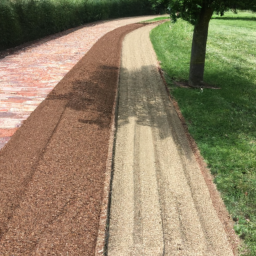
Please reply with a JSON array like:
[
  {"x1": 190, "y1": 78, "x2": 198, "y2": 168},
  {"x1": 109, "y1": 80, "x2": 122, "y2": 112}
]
[{"x1": 0, "y1": 15, "x2": 160, "y2": 150}]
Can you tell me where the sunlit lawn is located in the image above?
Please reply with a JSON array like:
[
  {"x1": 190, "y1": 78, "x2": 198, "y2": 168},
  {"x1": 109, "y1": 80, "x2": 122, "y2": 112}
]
[{"x1": 150, "y1": 11, "x2": 256, "y2": 255}]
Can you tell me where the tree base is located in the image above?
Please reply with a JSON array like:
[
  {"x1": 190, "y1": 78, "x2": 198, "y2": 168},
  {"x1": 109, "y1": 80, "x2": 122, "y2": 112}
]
[{"x1": 173, "y1": 79, "x2": 221, "y2": 89}]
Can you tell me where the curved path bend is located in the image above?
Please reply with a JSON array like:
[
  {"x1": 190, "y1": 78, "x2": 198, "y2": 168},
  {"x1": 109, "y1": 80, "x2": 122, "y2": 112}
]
[
  {"x1": 0, "y1": 22, "x2": 148, "y2": 255},
  {"x1": 108, "y1": 24, "x2": 234, "y2": 256},
  {"x1": 0, "y1": 15, "x2": 160, "y2": 150}
]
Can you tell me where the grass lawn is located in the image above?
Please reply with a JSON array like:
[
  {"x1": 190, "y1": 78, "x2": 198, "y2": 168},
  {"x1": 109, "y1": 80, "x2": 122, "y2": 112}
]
[{"x1": 150, "y1": 11, "x2": 256, "y2": 255}]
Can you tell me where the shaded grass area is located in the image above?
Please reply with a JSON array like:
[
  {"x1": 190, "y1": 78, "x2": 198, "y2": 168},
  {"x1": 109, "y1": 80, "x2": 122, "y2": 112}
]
[
  {"x1": 150, "y1": 11, "x2": 256, "y2": 256},
  {"x1": 0, "y1": 0, "x2": 153, "y2": 51}
]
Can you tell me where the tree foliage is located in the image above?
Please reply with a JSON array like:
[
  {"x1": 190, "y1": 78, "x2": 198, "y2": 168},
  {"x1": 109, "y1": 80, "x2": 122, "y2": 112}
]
[
  {"x1": 160, "y1": 0, "x2": 256, "y2": 86},
  {"x1": 148, "y1": 0, "x2": 170, "y2": 13}
]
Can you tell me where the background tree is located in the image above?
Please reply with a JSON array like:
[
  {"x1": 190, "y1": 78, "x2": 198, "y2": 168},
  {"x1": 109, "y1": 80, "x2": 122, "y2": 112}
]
[
  {"x1": 149, "y1": 0, "x2": 170, "y2": 13},
  {"x1": 168, "y1": 0, "x2": 256, "y2": 87}
]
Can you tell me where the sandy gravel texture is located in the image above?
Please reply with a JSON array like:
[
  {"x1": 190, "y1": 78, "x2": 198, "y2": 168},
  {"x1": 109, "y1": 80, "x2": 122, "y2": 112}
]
[
  {"x1": 108, "y1": 24, "x2": 234, "y2": 256},
  {"x1": 0, "y1": 23, "x2": 144, "y2": 255}
]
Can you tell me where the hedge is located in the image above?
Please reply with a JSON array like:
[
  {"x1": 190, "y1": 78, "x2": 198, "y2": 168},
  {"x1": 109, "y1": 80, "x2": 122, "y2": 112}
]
[{"x1": 0, "y1": 0, "x2": 154, "y2": 51}]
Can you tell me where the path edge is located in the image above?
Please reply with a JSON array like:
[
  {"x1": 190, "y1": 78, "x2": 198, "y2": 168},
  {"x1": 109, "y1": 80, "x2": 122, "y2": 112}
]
[
  {"x1": 94, "y1": 23, "x2": 147, "y2": 256},
  {"x1": 93, "y1": 46, "x2": 119, "y2": 256},
  {"x1": 157, "y1": 65, "x2": 240, "y2": 255}
]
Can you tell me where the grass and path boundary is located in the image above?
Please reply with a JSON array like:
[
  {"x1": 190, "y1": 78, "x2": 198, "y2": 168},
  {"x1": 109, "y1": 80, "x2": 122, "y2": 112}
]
[{"x1": 150, "y1": 11, "x2": 256, "y2": 255}]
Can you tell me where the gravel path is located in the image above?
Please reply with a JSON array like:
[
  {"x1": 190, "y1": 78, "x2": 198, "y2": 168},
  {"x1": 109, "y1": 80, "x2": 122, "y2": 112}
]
[
  {"x1": 0, "y1": 15, "x2": 160, "y2": 150},
  {"x1": 0, "y1": 23, "x2": 145, "y2": 255},
  {"x1": 108, "y1": 24, "x2": 234, "y2": 256}
]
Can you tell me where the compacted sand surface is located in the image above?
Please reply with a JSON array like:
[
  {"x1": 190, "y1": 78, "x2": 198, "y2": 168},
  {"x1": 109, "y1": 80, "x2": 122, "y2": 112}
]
[{"x1": 108, "y1": 24, "x2": 234, "y2": 256}]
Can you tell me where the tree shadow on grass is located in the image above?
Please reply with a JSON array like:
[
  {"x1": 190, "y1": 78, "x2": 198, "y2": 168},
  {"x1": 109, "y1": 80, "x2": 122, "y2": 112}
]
[{"x1": 212, "y1": 17, "x2": 256, "y2": 21}]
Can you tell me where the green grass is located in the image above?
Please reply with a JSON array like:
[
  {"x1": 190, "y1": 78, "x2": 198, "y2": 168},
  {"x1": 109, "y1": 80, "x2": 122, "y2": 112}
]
[
  {"x1": 141, "y1": 15, "x2": 169, "y2": 23},
  {"x1": 150, "y1": 11, "x2": 256, "y2": 255}
]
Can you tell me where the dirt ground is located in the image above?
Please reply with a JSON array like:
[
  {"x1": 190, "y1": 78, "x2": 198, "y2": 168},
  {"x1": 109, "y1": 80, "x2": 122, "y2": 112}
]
[
  {"x1": 0, "y1": 23, "x2": 145, "y2": 255},
  {"x1": 108, "y1": 24, "x2": 235, "y2": 256}
]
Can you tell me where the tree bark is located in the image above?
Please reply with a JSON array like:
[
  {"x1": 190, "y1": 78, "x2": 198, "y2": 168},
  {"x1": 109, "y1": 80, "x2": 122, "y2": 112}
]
[{"x1": 189, "y1": 5, "x2": 214, "y2": 87}]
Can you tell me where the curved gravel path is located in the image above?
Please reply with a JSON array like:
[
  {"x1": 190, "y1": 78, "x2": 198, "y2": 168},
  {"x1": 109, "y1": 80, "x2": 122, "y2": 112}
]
[
  {"x1": 0, "y1": 23, "x2": 146, "y2": 255},
  {"x1": 0, "y1": 15, "x2": 160, "y2": 150},
  {"x1": 108, "y1": 24, "x2": 234, "y2": 256}
]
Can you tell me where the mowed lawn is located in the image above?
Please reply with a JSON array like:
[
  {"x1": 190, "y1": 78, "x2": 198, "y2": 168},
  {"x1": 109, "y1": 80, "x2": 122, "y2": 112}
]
[{"x1": 150, "y1": 11, "x2": 256, "y2": 255}]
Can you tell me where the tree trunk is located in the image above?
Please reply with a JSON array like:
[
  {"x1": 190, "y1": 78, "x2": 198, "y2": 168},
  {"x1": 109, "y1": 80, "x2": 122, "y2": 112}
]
[{"x1": 189, "y1": 6, "x2": 214, "y2": 87}]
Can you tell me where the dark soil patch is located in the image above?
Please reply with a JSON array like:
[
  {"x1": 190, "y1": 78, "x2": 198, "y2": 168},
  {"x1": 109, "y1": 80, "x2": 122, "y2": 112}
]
[{"x1": 0, "y1": 23, "x2": 144, "y2": 255}]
